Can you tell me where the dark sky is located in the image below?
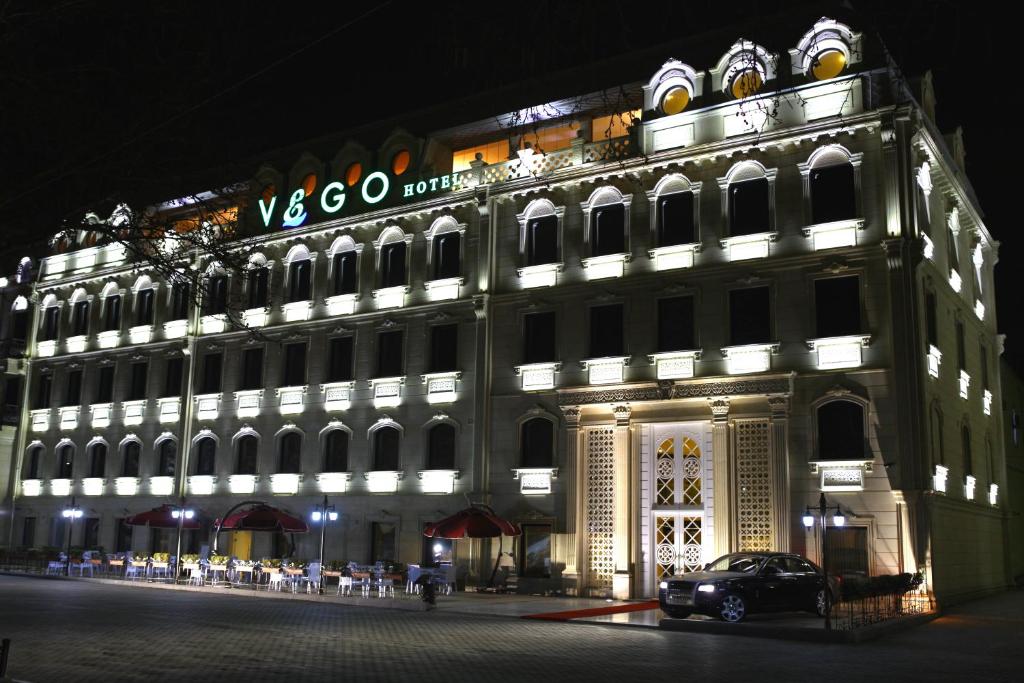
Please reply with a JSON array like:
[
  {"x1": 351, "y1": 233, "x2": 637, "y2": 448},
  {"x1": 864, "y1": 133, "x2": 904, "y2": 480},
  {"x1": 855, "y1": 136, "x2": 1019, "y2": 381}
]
[{"x1": 1, "y1": 1, "x2": 1018, "y2": 365}]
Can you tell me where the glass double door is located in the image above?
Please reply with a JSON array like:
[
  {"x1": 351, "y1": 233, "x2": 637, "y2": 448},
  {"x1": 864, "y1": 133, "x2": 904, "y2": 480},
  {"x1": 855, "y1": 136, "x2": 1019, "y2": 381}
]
[{"x1": 651, "y1": 426, "x2": 708, "y2": 581}]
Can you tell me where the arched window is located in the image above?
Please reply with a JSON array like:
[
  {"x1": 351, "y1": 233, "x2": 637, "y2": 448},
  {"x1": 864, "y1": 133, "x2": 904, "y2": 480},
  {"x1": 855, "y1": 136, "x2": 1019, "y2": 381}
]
[
  {"x1": 134, "y1": 286, "x2": 154, "y2": 326},
  {"x1": 330, "y1": 237, "x2": 359, "y2": 296},
  {"x1": 428, "y1": 218, "x2": 463, "y2": 280},
  {"x1": 40, "y1": 296, "x2": 60, "y2": 342},
  {"x1": 157, "y1": 440, "x2": 177, "y2": 477},
  {"x1": 378, "y1": 229, "x2": 408, "y2": 289},
  {"x1": 816, "y1": 401, "x2": 866, "y2": 460},
  {"x1": 521, "y1": 417, "x2": 555, "y2": 468},
  {"x1": 286, "y1": 246, "x2": 312, "y2": 302},
  {"x1": 100, "y1": 283, "x2": 121, "y2": 332},
  {"x1": 584, "y1": 188, "x2": 627, "y2": 257},
  {"x1": 726, "y1": 163, "x2": 772, "y2": 237},
  {"x1": 426, "y1": 423, "x2": 456, "y2": 470},
  {"x1": 247, "y1": 257, "x2": 270, "y2": 309},
  {"x1": 55, "y1": 443, "x2": 74, "y2": 479},
  {"x1": 194, "y1": 437, "x2": 216, "y2": 476},
  {"x1": 278, "y1": 431, "x2": 302, "y2": 474},
  {"x1": 121, "y1": 441, "x2": 141, "y2": 477},
  {"x1": 323, "y1": 430, "x2": 349, "y2": 472},
  {"x1": 23, "y1": 444, "x2": 42, "y2": 479},
  {"x1": 235, "y1": 434, "x2": 259, "y2": 475},
  {"x1": 11, "y1": 296, "x2": 29, "y2": 341},
  {"x1": 170, "y1": 281, "x2": 191, "y2": 320},
  {"x1": 652, "y1": 175, "x2": 698, "y2": 247},
  {"x1": 88, "y1": 442, "x2": 107, "y2": 478},
  {"x1": 806, "y1": 147, "x2": 857, "y2": 225},
  {"x1": 962, "y1": 425, "x2": 973, "y2": 477},
  {"x1": 69, "y1": 289, "x2": 90, "y2": 336},
  {"x1": 373, "y1": 426, "x2": 400, "y2": 470},
  {"x1": 203, "y1": 267, "x2": 228, "y2": 315}
]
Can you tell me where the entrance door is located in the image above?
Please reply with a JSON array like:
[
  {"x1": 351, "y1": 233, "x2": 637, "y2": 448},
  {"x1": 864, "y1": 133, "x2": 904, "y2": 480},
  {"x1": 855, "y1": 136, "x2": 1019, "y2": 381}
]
[
  {"x1": 649, "y1": 425, "x2": 711, "y2": 585},
  {"x1": 229, "y1": 531, "x2": 252, "y2": 560}
]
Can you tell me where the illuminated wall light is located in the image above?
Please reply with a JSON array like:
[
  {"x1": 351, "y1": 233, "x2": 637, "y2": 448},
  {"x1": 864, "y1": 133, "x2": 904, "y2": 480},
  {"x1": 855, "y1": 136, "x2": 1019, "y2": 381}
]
[
  {"x1": 66, "y1": 335, "x2": 87, "y2": 354},
  {"x1": 819, "y1": 466, "x2": 864, "y2": 492},
  {"x1": 122, "y1": 400, "x2": 146, "y2": 426},
  {"x1": 927, "y1": 345, "x2": 942, "y2": 379},
  {"x1": 82, "y1": 477, "x2": 105, "y2": 496},
  {"x1": 21, "y1": 479, "x2": 42, "y2": 496},
  {"x1": 114, "y1": 476, "x2": 140, "y2": 496},
  {"x1": 325, "y1": 293, "x2": 358, "y2": 316},
  {"x1": 418, "y1": 470, "x2": 458, "y2": 495},
  {"x1": 649, "y1": 351, "x2": 699, "y2": 379},
  {"x1": 242, "y1": 308, "x2": 269, "y2": 327},
  {"x1": 649, "y1": 244, "x2": 695, "y2": 271},
  {"x1": 282, "y1": 301, "x2": 312, "y2": 322},
  {"x1": 129, "y1": 325, "x2": 153, "y2": 345},
  {"x1": 922, "y1": 234, "x2": 935, "y2": 260},
  {"x1": 959, "y1": 370, "x2": 970, "y2": 400},
  {"x1": 322, "y1": 382, "x2": 354, "y2": 412},
  {"x1": 200, "y1": 314, "x2": 227, "y2": 335},
  {"x1": 373, "y1": 286, "x2": 407, "y2": 310},
  {"x1": 989, "y1": 483, "x2": 999, "y2": 506},
  {"x1": 517, "y1": 263, "x2": 561, "y2": 289},
  {"x1": 163, "y1": 320, "x2": 188, "y2": 339},
  {"x1": 51, "y1": 478, "x2": 72, "y2": 497},
  {"x1": 277, "y1": 387, "x2": 306, "y2": 415},
  {"x1": 582, "y1": 254, "x2": 627, "y2": 280},
  {"x1": 513, "y1": 468, "x2": 556, "y2": 495},
  {"x1": 934, "y1": 464, "x2": 950, "y2": 493},
  {"x1": 975, "y1": 300, "x2": 985, "y2": 320},
  {"x1": 316, "y1": 472, "x2": 352, "y2": 493},
  {"x1": 424, "y1": 373, "x2": 459, "y2": 404},
  {"x1": 235, "y1": 390, "x2": 262, "y2": 418},
  {"x1": 983, "y1": 390, "x2": 993, "y2": 416},
  {"x1": 228, "y1": 474, "x2": 258, "y2": 495},
  {"x1": 583, "y1": 358, "x2": 627, "y2": 385},
  {"x1": 964, "y1": 475, "x2": 976, "y2": 501},
  {"x1": 150, "y1": 476, "x2": 175, "y2": 496},
  {"x1": 804, "y1": 219, "x2": 864, "y2": 251},
  {"x1": 30, "y1": 409, "x2": 50, "y2": 432},
  {"x1": 516, "y1": 363, "x2": 559, "y2": 391},
  {"x1": 91, "y1": 403, "x2": 112, "y2": 428},
  {"x1": 195, "y1": 394, "x2": 221, "y2": 421},
  {"x1": 425, "y1": 277, "x2": 463, "y2": 302},
  {"x1": 371, "y1": 378, "x2": 403, "y2": 408},
  {"x1": 366, "y1": 471, "x2": 401, "y2": 494},
  {"x1": 722, "y1": 344, "x2": 775, "y2": 374},
  {"x1": 949, "y1": 269, "x2": 962, "y2": 293},
  {"x1": 810, "y1": 335, "x2": 870, "y2": 370},
  {"x1": 188, "y1": 475, "x2": 216, "y2": 496},
  {"x1": 59, "y1": 407, "x2": 79, "y2": 430},
  {"x1": 37, "y1": 340, "x2": 56, "y2": 358},
  {"x1": 157, "y1": 397, "x2": 180, "y2": 423},
  {"x1": 722, "y1": 234, "x2": 772, "y2": 261},
  {"x1": 97, "y1": 330, "x2": 120, "y2": 349}
]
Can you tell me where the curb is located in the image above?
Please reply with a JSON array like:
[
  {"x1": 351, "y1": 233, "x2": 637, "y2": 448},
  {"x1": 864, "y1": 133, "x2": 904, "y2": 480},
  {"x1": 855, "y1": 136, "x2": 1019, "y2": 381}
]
[{"x1": 659, "y1": 610, "x2": 940, "y2": 642}]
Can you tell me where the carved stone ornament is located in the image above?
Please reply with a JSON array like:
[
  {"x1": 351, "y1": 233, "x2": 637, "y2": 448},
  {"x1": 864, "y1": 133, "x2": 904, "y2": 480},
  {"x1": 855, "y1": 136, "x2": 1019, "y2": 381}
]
[
  {"x1": 709, "y1": 398, "x2": 730, "y2": 422},
  {"x1": 560, "y1": 405, "x2": 581, "y2": 425},
  {"x1": 612, "y1": 404, "x2": 632, "y2": 425}
]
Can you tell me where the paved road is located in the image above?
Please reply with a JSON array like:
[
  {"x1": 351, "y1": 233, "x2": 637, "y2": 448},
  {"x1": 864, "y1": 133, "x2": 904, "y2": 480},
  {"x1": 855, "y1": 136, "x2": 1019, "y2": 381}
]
[{"x1": 1, "y1": 576, "x2": 1020, "y2": 682}]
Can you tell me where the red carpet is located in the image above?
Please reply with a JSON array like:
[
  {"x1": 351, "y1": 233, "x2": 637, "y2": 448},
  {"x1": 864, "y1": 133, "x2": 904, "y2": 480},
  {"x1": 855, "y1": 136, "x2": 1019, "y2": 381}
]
[{"x1": 522, "y1": 600, "x2": 661, "y2": 621}]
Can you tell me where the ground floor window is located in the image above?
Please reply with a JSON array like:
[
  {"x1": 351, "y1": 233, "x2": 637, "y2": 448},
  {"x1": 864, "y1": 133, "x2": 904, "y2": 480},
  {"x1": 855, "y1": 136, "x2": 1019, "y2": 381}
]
[
  {"x1": 150, "y1": 528, "x2": 171, "y2": 554},
  {"x1": 825, "y1": 526, "x2": 869, "y2": 577},
  {"x1": 83, "y1": 517, "x2": 100, "y2": 549},
  {"x1": 50, "y1": 518, "x2": 67, "y2": 547},
  {"x1": 519, "y1": 524, "x2": 552, "y2": 578},
  {"x1": 371, "y1": 522, "x2": 397, "y2": 564},
  {"x1": 114, "y1": 518, "x2": 132, "y2": 553},
  {"x1": 21, "y1": 517, "x2": 36, "y2": 548}
]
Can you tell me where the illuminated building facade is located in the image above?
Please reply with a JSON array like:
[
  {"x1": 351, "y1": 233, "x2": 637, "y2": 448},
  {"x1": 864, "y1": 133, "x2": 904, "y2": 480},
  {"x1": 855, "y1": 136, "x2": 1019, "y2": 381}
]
[{"x1": 2, "y1": 13, "x2": 1009, "y2": 603}]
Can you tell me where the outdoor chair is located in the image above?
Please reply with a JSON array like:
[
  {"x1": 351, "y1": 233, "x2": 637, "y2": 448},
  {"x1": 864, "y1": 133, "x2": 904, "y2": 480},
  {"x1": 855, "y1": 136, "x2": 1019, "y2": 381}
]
[
  {"x1": 185, "y1": 564, "x2": 203, "y2": 586},
  {"x1": 125, "y1": 561, "x2": 147, "y2": 581},
  {"x1": 406, "y1": 564, "x2": 422, "y2": 594},
  {"x1": 265, "y1": 571, "x2": 285, "y2": 591},
  {"x1": 297, "y1": 562, "x2": 321, "y2": 594},
  {"x1": 432, "y1": 566, "x2": 457, "y2": 595},
  {"x1": 351, "y1": 571, "x2": 372, "y2": 597},
  {"x1": 46, "y1": 554, "x2": 66, "y2": 575},
  {"x1": 73, "y1": 551, "x2": 94, "y2": 577},
  {"x1": 376, "y1": 578, "x2": 395, "y2": 599},
  {"x1": 336, "y1": 576, "x2": 353, "y2": 597}
]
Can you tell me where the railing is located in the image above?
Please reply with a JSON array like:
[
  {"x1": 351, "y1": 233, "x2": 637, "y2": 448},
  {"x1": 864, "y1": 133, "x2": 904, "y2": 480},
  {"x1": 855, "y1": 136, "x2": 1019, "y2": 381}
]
[
  {"x1": 0, "y1": 549, "x2": 54, "y2": 575},
  {"x1": 829, "y1": 573, "x2": 933, "y2": 631}
]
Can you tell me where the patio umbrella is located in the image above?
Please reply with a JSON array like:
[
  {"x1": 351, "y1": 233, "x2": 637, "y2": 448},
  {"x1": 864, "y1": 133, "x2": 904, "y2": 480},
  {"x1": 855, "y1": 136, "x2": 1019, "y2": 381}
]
[
  {"x1": 424, "y1": 504, "x2": 520, "y2": 587},
  {"x1": 125, "y1": 504, "x2": 201, "y2": 529},
  {"x1": 217, "y1": 504, "x2": 309, "y2": 533}
]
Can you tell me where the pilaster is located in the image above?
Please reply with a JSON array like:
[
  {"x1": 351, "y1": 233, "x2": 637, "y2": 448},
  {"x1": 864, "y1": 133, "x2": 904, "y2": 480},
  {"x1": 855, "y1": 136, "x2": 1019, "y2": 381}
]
[
  {"x1": 768, "y1": 395, "x2": 791, "y2": 552},
  {"x1": 559, "y1": 405, "x2": 583, "y2": 592},
  {"x1": 710, "y1": 398, "x2": 732, "y2": 557},
  {"x1": 611, "y1": 404, "x2": 632, "y2": 599}
]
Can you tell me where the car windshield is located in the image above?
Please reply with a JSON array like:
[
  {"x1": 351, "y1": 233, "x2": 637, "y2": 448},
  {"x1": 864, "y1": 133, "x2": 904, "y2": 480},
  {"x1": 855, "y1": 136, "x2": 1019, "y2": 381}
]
[{"x1": 706, "y1": 555, "x2": 765, "y2": 573}]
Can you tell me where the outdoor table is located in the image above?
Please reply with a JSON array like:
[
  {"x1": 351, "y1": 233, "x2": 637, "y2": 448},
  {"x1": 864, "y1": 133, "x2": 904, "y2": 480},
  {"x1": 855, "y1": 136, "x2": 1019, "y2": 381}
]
[
  {"x1": 107, "y1": 558, "x2": 125, "y2": 577},
  {"x1": 182, "y1": 562, "x2": 202, "y2": 585},
  {"x1": 206, "y1": 564, "x2": 228, "y2": 585},
  {"x1": 232, "y1": 565, "x2": 256, "y2": 586},
  {"x1": 127, "y1": 561, "x2": 148, "y2": 580},
  {"x1": 283, "y1": 567, "x2": 304, "y2": 592},
  {"x1": 150, "y1": 561, "x2": 170, "y2": 580},
  {"x1": 322, "y1": 570, "x2": 342, "y2": 591}
]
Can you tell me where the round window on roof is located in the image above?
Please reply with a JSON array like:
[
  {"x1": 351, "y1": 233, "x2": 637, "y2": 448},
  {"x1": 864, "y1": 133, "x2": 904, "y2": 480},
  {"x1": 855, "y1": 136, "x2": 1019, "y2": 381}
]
[
  {"x1": 301, "y1": 173, "x2": 317, "y2": 197},
  {"x1": 731, "y1": 69, "x2": 763, "y2": 99},
  {"x1": 345, "y1": 162, "x2": 363, "y2": 187},
  {"x1": 392, "y1": 149, "x2": 410, "y2": 176},
  {"x1": 811, "y1": 49, "x2": 846, "y2": 81},
  {"x1": 661, "y1": 86, "x2": 690, "y2": 115}
]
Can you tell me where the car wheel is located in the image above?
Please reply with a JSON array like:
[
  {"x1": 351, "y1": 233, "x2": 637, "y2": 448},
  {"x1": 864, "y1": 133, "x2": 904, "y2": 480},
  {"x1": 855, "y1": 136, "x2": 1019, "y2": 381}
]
[
  {"x1": 718, "y1": 594, "x2": 747, "y2": 623},
  {"x1": 662, "y1": 608, "x2": 692, "y2": 619},
  {"x1": 815, "y1": 589, "x2": 827, "y2": 617}
]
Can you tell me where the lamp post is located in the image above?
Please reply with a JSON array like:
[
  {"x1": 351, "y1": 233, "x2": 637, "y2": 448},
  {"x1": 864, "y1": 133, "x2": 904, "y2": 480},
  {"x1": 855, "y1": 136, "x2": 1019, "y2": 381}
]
[
  {"x1": 802, "y1": 491, "x2": 845, "y2": 631},
  {"x1": 61, "y1": 496, "x2": 83, "y2": 576},
  {"x1": 310, "y1": 496, "x2": 338, "y2": 595},
  {"x1": 171, "y1": 498, "x2": 195, "y2": 583}
]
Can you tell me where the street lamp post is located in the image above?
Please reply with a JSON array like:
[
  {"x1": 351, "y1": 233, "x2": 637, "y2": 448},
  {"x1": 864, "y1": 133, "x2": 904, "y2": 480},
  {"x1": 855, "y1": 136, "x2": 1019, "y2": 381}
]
[
  {"x1": 802, "y1": 491, "x2": 845, "y2": 631},
  {"x1": 171, "y1": 498, "x2": 195, "y2": 583},
  {"x1": 310, "y1": 496, "x2": 338, "y2": 595},
  {"x1": 61, "y1": 496, "x2": 83, "y2": 576}
]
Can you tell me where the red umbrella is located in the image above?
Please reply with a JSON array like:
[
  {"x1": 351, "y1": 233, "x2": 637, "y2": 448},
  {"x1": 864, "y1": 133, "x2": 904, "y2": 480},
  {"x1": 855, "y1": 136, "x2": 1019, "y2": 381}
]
[
  {"x1": 217, "y1": 504, "x2": 309, "y2": 533},
  {"x1": 125, "y1": 504, "x2": 201, "y2": 529},
  {"x1": 423, "y1": 504, "x2": 521, "y2": 539}
]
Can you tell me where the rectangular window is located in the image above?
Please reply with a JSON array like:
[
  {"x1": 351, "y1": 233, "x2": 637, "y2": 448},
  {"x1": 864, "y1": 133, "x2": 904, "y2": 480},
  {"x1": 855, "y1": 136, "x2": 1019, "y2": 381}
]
[
  {"x1": 64, "y1": 370, "x2": 82, "y2": 407},
  {"x1": 591, "y1": 110, "x2": 640, "y2": 141},
  {"x1": 925, "y1": 291, "x2": 938, "y2": 347},
  {"x1": 96, "y1": 366, "x2": 114, "y2": 403},
  {"x1": 128, "y1": 362, "x2": 148, "y2": 400},
  {"x1": 728, "y1": 177, "x2": 770, "y2": 237},
  {"x1": 824, "y1": 526, "x2": 869, "y2": 577},
  {"x1": 380, "y1": 242, "x2": 407, "y2": 288},
  {"x1": 204, "y1": 276, "x2": 227, "y2": 315},
  {"x1": 3, "y1": 376, "x2": 21, "y2": 413},
  {"x1": 525, "y1": 215, "x2": 559, "y2": 266},
  {"x1": 370, "y1": 522, "x2": 397, "y2": 564},
  {"x1": 200, "y1": 352, "x2": 223, "y2": 394},
  {"x1": 589, "y1": 303, "x2": 624, "y2": 358},
  {"x1": 947, "y1": 228, "x2": 960, "y2": 272},
  {"x1": 34, "y1": 373, "x2": 52, "y2": 410},
  {"x1": 377, "y1": 330, "x2": 404, "y2": 377},
  {"x1": 452, "y1": 139, "x2": 508, "y2": 172},
  {"x1": 21, "y1": 517, "x2": 36, "y2": 548},
  {"x1": 810, "y1": 164, "x2": 856, "y2": 224},
  {"x1": 333, "y1": 252, "x2": 358, "y2": 296},
  {"x1": 240, "y1": 347, "x2": 264, "y2": 390},
  {"x1": 429, "y1": 324, "x2": 459, "y2": 373},
  {"x1": 83, "y1": 518, "x2": 100, "y2": 548},
  {"x1": 170, "y1": 283, "x2": 190, "y2": 320},
  {"x1": 162, "y1": 358, "x2": 183, "y2": 398},
  {"x1": 72, "y1": 300, "x2": 89, "y2": 336},
  {"x1": 103, "y1": 295, "x2": 121, "y2": 331},
  {"x1": 956, "y1": 320, "x2": 966, "y2": 371},
  {"x1": 729, "y1": 287, "x2": 772, "y2": 346},
  {"x1": 135, "y1": 289, "x2": 154, "y2": 326},
  {"x1": 591, "y1": 203, "x2": 625, "y2": 256},
  {"x1": 981, "y1": 343, "x2": 990, "y2": 390},
  {"x1": 432, "y1": 233, "x2": 461, "y2": 280},
  {"x1": 523, "y1": 311, "x2": 557, "y2": 364},
  {"x1": 815, "y1": 276, "x2": 861, "y2": 338},
  {"x1": 114, "y1": 518, "x2": 132, "y2": 553},
  {"x1": 521, "y1": 124, "x2": 576, "y2": 154},
  {"x1": 282, "y1": 343, "x2": 307, "y2": 386},
  {"x1": 287, "y1": 261, "x2": 311, "y2": 302},
  {"x1": 328, "y1": 337, "x2": 354, "y2": 382},
  {"x1": 41, "y1": 306, "x2": 59, "y2": 341},
  {"x1": 657, "y1": 192, "x2": 696, "y2": 246},
  {"x1": 657, "y1": 296, "x2": 696, "y2": 352}
]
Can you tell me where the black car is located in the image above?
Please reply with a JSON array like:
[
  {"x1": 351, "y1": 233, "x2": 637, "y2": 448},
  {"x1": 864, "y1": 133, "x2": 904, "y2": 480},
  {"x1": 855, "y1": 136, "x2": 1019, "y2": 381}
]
[{"x1": 658, "y1": 552, "x2": 836, "y2": 622}]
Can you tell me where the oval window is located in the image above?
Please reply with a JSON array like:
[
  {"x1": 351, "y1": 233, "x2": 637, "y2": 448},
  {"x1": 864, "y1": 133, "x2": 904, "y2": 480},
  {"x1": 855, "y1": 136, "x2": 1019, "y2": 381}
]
[
  {"x1": 301, "y1": 173, "x2": 317, "y2": 197},
  {"x1": 391, "y1": 149, "x2": 410, "y2": 176},
  {"x1": 261, "y1": 184, "x2": 276, "y2": 204},
  {"x1": 661, "y1": 86, "x2": 690, "y2": 115},
  {"x1": 811, "y1": 50, "x2": 846, "y2": 81},
  {"x1": 345, "y1": 162, "x2": 363, "y2": 187},
  {"x1": 731, "y1": 69, "x2": 763, "y2": 99}
]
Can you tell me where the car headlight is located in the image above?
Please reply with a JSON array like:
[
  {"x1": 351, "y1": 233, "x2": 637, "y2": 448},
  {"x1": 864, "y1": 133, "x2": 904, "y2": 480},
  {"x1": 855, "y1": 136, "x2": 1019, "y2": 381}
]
[
  {"x1": 696, "y1": 584, "x2": 716, "y2": 593},
  {"x1": 659, "y1": 581, "x2": 668, "y2": 590}
]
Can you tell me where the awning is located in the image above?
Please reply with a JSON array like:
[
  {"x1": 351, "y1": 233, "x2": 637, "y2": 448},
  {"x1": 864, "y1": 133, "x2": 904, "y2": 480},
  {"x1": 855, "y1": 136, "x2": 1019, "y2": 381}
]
[
  {"x1": 125, "y1": 504, "x2": 201, "y2": 529},
  {"x1": 423, "y1": 504, "x2": 521, "y2": 539},
  {"x1": 216, "y1": 504, "x2": 308, "y2": 533}
]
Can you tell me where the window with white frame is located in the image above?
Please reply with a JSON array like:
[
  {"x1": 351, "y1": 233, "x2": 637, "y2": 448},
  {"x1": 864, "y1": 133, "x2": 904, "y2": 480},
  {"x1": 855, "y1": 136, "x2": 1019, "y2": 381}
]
[
  {"x1": 69, "y1": 289, "x2": 90, "y2": 337},
  {"x1": 330, "y1": 237, "x2": 360, "y2": 296},
  {"x1": 194, "y1": 436, "x2": 217, "y2": 476},
  {"x1": 378, "y1": 227, "x2": 408, "y2": 289},
  {"x1": 40, "y1": 296, "x2": 60, "y2": 342},
  {"x1": 428, "y1": 217, "x2": 463, "y2": 280},
  {"x1": 719, "y1": 162, "x2": 777, "y2": 261},
  {"x1": 373, "y1": 426, "x2": 401, "y2": 471},
  {"x1": 816, "y1": 400, "x2": 868, "y2": 461},
  {"x1": 235, "y1": 433, "x2": 259, "y2": 475},
  {"x1": 587, "y1": 189, "x2": 627, "y2": 258},
  {"x1": 323, "y1": 429, "x2": 349, "y2": 472},
  {"x1": 426, "y1": 423, "x2": 456, "y2": 470},
  {"x1": 101, "y1": 283, "x2": 121, "y2": 332},
  {"x1": 247, "y1": 257, "x2": 271, "y2": 309},
  {"x1": 520, "y1": 417, "x2": 555, "y2": 468},
  {"x1": 800, "y1": 145, "x2": 863, "y2": 250},
  {"x1": 120, "y1": 440, "x2": 141, "y2": 477},
  {"x1": 278, "y1": 431, "x2": 302, "y2": 474},
  {"x1": 156, "y1": 439, "x2": 177, "y2": 477},
  {"x1": 520, "y1": 199, "x2": 561, "y2": 267},
  {"x1": 285, "y1": 245, "x2": 313, "y2": 303}
]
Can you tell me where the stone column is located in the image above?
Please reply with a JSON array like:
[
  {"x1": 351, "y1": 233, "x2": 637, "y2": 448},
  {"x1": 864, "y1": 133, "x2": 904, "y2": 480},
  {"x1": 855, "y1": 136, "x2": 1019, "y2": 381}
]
[
  {"x1": 559, "y1": 405, "x2": 583, "y2": 594},
  {"x1": 768, "y1": 396, "x2": 791, "y2": 552},
  {"x1": 710, "y1": 398, "x2": 732, "y2": 558},
  {"x1": 612, "y1": 404, "x2": 632, "y2": 599}
]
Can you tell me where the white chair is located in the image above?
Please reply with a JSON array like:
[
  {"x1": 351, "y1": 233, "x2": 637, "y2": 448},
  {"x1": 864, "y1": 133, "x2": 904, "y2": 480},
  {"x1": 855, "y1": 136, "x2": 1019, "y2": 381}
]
[
  {"x1": 406, "y1": 564, "x2": 422, "y2": 594},
  {"x1": 46, "y1": 554, "x2": 66, "y2": 575},
  {"x1": 336, "y1": 576, "x2": 353, "y2": 597},
  {"x1": 267, "y1": 572, "x2": 285, "y2": 591},
  {"x1": 125, "y1": 562, "x2": 145, "y2": 581},
  {"x1": 377, "y1": 578, "x2": 395, "y2": 599},
  {"x1": 433, "y1": 566, "x2": 456, "y2": 595},
  {"x1": 297, "y1": 562, "x2": 321, "y2": 594},
  {"x1": 187, "y1": 565, "x2": 204, "y2": 586}
]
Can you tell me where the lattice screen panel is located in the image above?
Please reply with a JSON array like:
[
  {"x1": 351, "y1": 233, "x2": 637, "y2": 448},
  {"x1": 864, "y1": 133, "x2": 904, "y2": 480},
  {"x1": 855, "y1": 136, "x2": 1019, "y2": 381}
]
[
  {"x1": 586, "y1": 427, "x2": 616, "y2": 593},
  {"x1": 735, "y1": 420, "x2": 773, "y2": 552}
]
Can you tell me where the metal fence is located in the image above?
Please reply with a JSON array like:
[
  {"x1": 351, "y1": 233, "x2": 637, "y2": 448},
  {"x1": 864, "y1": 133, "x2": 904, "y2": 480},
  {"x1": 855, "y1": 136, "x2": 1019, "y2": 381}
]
[{"x1": 830, "y1": 589, "x2": 934, "y2": 630}]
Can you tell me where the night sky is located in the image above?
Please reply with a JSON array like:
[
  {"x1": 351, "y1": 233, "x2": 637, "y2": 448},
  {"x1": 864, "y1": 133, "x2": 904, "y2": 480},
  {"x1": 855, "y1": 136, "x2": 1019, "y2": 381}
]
[{"x1": 2, "y1": 1, "x2": 1018, "y2": 366}]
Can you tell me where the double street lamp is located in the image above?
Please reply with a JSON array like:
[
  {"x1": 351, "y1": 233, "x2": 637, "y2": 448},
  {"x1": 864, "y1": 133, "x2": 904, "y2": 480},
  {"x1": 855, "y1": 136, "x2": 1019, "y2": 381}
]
[
  {"x1": 61, "y1": 496, "x2": 83, "y2": 576},
  {"x1": 802, "y1": 491, "x2": 845, "y2": 631},
  {"x1": 310, "y1": 496, "x2": 339, "y2": 595}
]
